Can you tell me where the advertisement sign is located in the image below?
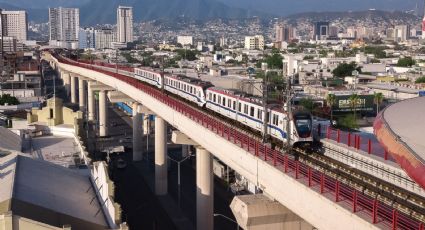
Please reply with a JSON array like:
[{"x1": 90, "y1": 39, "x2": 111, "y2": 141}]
[{"x1": 332, "y1": 95, "x2": 374, "y2": 112}]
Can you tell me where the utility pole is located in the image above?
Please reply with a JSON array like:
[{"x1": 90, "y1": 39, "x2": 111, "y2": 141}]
[
  {"x1": 284, "y1": 57, "x2": 294, "y2": 152},
  {"x1": 261, "y1": 62, "x2": 268, "y2": 143}
]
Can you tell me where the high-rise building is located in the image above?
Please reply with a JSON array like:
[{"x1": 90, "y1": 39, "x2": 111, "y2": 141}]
[
  {"x1": 95, "y1": 29, "x2": 116, "y2": 49},
  {"x1": 49, "y1": 7, "x2": 79, "y2": 49},
  {"x1": 329, "y1": 25, "x2": 338, "y2": 38},
  {"x1": 394, "y1": 25, "x2": 410, "y2": 42},
  {"x1": 275, "y1": 24, "x2": 296, "y2": 42},
  {"x1": 313, "y1": 21, "x2": 329, "y2": 40},
  {"x1": 422, "y1": 2, "x2": 425, "y2": 39},
  {"x1": 177, "y1": 36, "x2": 194, "y2": 46},
  {"x1": 244, "y1": 35, "x2": 264, "y2": 50},
  {"x1": 117, "y1": 6, "x2": 133, "y2": 44},
  {"x1": 79, "y1": 27, "x2": 95, "y2": 49},
  {"x1": 0, "y1": 10, "x2": 27, "y2": 41}
]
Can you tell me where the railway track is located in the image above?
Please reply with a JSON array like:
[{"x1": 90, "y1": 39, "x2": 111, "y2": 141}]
[
  {"x1": 295, "y1": 147, "x2": 425, "y2": 223},
  {"x1": 70, "y1": 58, "x2": 425, "y2": 225}
]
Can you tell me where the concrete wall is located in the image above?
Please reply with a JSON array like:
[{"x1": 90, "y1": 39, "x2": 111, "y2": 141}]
[
  {"x1": 50, "y1": 56, "x2": 380, "y2": 230},
  {"x1": 1, "y1": 212, "x2": 68, "y2": 230},
  {"x1": 28, "y1": 97, "x2": 82, "y2": 127},
  {"x1": 91, "y1": 161, "x2": 120, "y2": 229}
]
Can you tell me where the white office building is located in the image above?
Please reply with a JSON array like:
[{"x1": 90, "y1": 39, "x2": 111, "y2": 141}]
[
  {"x1": 244, "y1": 35, "x2": 264, "y2": 50},
  {"x1": 95, "y1": 29, "x2": 116, "y2": 49},
  {"x1": 177, "y1": 36, "x2": 194, "y2": 46},
  {"x1": 49, "y1": 7, "x2": 79, "y2": 49},
  {"x1": 117, "y1": 6, "x2": 133, "y2": 44},
  {"x1": 0, "y1": 10, "x2": 28, "y2": 42}
]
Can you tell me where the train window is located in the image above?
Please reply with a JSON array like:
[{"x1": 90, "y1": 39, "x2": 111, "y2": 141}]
[
  {"x1": 273, "y1": 114, "x2": 278, "y2": 125},
  {"x1": 257, "y1": 109, "x2": 262, "y2": 120},
  {"x1": 233, "y1": 101, "x2": 236, "y2": 110},
  {"x1": 266, "y1": 112, "x2": 270, "y2": 123},
  {"x1": 213, "y1": 94, "x2": 216, "y2": 102},
  {"x1": 227, "y1": 99, "x2": 231, "y2": 108},
  {"x1": 238, "y1": 102, "x2": 242, "y2": 112},
  {"x1": 222, "y1": 97, "x2": 226, "y2": 106},
  {"x1": 244, "y1": 104, "x2": 248, "y2": 114},
  {"x1": 250, "y1": 106, "x2": 254, "y2": 117}
]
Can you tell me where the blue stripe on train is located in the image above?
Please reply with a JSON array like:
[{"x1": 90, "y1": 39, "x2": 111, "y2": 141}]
[{"x1": 206, "y1": 101, "x2": 287, "y2": 139}]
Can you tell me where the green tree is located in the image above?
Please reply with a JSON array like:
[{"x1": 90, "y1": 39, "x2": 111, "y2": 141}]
[
  {"x1": 256, "y1": 53, "x2": 283, "y2": 69},
  {"x1": 337, "y1": 114, "x2": 359, "y2": 129},
  {"x1": 326, "y1": 94, "x2": 337, "y2": 124},
  {"x1": 415, "y1": 76, "x2": 425, "y2": 83},
  {"x1": 373, "y1": 92, "x2": 384, "y2": 115},
  {"x1": 332, "y1": 62, "x2": 361, "y2": 78},
  {"x1": 397, "y1": 57, "x2": 415, "y2": 67},
  {"x1": 349, "y1": 94, "x2": 360, "y2": 119},
  {"x1": 0, "y1": 94, "x2": 19, "y2": 105},
  {"x1": 300, "y1": 98, "x2": 315, "y2": 112},
  {"x1": 176, "y1": 49, "x2": 199, "y2": 61}
]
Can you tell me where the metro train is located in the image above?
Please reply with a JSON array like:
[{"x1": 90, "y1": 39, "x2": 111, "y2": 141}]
[{"x1": 134, "y1": 67, "x2": 314, "y2": 146}]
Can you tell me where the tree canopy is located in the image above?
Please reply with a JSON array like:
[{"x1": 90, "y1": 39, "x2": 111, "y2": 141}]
[
  {"x1": 256, "y1": 53, "x2": 283, "y2": 69},
  {"x1": 332, "y1": 62, "x2": 361, "y2": 78},
  {"x1": 416, "y1": 76, "x2": 425, "y2": 83},
  {"x1": 0, "y1": 94, "x2": 19, "y2": 105},
  {"x1": 397, "y1": 57, "x2": 415, "y2": 67}
]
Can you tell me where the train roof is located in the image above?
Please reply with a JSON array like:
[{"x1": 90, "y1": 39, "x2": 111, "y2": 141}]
[
  {"x1": 167, "y1": 74, "x2": 213, "y2": 89},
  {"x1": 207, "y1": 87, "x2": 284, "y2": 111}
]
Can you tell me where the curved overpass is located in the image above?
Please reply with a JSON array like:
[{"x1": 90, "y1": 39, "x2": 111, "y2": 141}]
[
  {"x1": 374, "y1": 96, "x2": 425, "y2": 190},
  {"x1": 44, "y1": 52, "x2": 423, "y2": 230}
]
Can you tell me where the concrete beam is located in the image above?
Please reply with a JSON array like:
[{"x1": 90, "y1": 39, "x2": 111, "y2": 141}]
[
  {"x1": 90, "y1": 83, "x2": 115, "y2": 92},
  {"x1": 231, "y1": 194, "x2": 313, "y2": 230},
  {"x1": 171, "y1": 131, "x2": 198, "y2": 145},
  {"x1": 107, "y1": 91, "x2": 134, "y2": 103}
]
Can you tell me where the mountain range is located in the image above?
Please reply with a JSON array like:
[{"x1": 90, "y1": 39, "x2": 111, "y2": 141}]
[{"x1": 0, "y1": 0, "x2": 421, "y2": 25}]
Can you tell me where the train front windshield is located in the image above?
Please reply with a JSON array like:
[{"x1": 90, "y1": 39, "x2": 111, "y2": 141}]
[{"x1": 294, "y1": 114, "x2": 312, "y2": 138}]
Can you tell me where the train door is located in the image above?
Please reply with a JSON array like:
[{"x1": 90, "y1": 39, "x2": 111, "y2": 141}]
[{"x1": 256, "y1": 107, "x2": 262, "y2": 130}]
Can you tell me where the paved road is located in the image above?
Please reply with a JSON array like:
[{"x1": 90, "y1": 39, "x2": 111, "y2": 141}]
[{"x1": 106, "y1": 104, "x2": 238, "y2": 230}]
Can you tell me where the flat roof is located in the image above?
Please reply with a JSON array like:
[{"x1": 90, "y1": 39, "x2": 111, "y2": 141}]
[
  {"x1": 383, "y1": 97, "x2": 425, "y2": 163},
  {"x1": 0, "y1": 154, "x2": 108, "y2": 227}
]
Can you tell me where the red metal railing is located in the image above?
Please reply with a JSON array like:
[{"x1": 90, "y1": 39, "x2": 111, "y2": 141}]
[
  {"x1": 56, "y1": 55, "x2": 423, "y2": 229},
  {"x1": 324, "y1": 126, "x2": 394, "y2": 162}
]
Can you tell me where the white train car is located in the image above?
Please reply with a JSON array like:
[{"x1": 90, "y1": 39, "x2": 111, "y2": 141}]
[
  {"x1": 134, "y1": 68, "x2": 163, "y2": 88},
  {"x1": 164, "y1": 75, "x2": 212, "y2": 107},
  {"x1": 205, "y1": 87, "x2": 313, "y2": 144}
]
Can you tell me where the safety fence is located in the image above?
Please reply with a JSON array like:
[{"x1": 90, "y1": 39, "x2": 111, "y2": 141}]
[
  {"x1": 55, "y1": 55, "x2": 424, "y2": 230},
  {"x1": 324, "y1": 126, "x2": 394, "y2": 162}
]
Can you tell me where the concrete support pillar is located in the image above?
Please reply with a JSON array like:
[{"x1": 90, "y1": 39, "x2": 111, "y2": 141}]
[
  {"x1": 78, "y1": 78, "x2": 86, "y2": 111},
  {"x1": 63, "y1": 72, "x2": 71, "y2": 98},
  {"x1": 87, "y1": 82, "x2": 95, "y2": 121},
  {"x1": 70, "y1": 75, "x2": 77, "y2": 104},
  {"x1": 196, "y1": 147, "x2": 214, "y2": 230},
  {"x1": 99, "y1": 90, "x2": 108, "y2": 137},
  {"x1": 155, "y1": 116, "x2": 167, "y2": 195},
  {"x1": 133, "y1": 103, "x2": 143, "y2": 161}
]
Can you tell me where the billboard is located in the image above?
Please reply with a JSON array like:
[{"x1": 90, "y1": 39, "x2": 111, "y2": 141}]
[{"x1": 332, "y1": 94, "x2": 374, "y2": 112}]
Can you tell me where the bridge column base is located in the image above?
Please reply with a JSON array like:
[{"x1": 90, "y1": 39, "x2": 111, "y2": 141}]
[
  {"x1": 155, "y1": 116, "x2": 168, "y2": 195},
  {"x1": 70, "y1": 75, "x2": 77, "y2": 104},
  {"x1": 98, "y1": 90, "x2": 108, "y2": 137},
  {"x1": 78, "y1": 78, "x2": 86, "y2": 111},
  {"x1": 132, "y1": 103, "x2": 143, "y2": 161},
  {"x1": 196, "y1": 147, "x2": 213, "y2": 230}
]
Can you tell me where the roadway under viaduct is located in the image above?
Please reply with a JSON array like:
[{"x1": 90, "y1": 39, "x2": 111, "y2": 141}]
[{"x1": 44, "y1": 52, "x2": 380, "y2": 230}]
